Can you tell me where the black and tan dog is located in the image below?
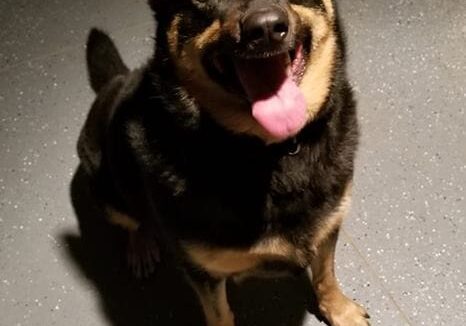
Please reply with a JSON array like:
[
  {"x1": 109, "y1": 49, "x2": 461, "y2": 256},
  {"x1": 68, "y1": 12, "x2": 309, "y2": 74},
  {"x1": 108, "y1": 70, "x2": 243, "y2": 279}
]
[{"x1": 78, "y1": 0, "x2": 369, "y2": 325}]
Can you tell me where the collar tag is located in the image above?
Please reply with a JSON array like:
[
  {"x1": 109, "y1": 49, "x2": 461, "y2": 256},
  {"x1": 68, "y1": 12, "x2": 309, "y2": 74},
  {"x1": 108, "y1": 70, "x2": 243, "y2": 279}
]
[{"x1": 288, "y1": 138, "x2": 301, "y2": 156}]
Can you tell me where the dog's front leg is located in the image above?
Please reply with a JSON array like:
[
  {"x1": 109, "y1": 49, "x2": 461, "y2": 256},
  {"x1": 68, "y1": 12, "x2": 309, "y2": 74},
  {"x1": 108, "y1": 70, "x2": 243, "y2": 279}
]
[
  {"x1": 307, "y1": 228, "x2": 370, "y2": 326},
  {"x1": 187, "y1": 271, "x2": 235, "y2": 326}
]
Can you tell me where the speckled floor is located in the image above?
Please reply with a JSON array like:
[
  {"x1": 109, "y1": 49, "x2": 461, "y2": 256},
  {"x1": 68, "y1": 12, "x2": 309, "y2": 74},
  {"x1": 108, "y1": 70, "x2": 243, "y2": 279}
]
[{"x1": 0, "y1": 0, "x2": 464, "y2": 325}]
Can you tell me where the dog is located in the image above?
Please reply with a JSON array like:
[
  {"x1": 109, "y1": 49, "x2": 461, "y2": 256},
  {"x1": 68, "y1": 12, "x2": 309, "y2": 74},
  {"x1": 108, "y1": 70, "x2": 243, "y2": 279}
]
[{"x1": 77, "y1": 0, "x2": 369, "y2": 325}]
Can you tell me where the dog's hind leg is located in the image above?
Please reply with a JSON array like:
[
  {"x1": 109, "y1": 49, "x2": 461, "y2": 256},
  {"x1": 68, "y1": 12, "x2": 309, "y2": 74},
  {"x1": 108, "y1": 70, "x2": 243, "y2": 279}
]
[
  {"x1": 307, "y1": 228, "x2": 370, "y2": 326},
  {"x1": 106, "y1": 206, "x2": 160, "y2": 278},
  {"x1": 186, "y1": 271, "x2": 235, "y2": 326}
]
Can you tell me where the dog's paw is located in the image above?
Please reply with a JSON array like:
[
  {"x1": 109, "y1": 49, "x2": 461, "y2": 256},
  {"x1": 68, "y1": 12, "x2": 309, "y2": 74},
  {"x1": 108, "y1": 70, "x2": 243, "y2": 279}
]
[
  {"x1": 318, "y1": 294, "x2": 370, "y2": 326},
  {"x1": 126, "y1": 230, "x2": 160, "y2": 278}
]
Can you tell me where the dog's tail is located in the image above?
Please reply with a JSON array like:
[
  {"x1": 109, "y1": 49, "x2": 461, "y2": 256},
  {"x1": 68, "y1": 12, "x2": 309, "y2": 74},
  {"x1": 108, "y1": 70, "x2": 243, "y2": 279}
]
[{"x1": 86, "y1": 28, "x2": 129, "y2": 93}]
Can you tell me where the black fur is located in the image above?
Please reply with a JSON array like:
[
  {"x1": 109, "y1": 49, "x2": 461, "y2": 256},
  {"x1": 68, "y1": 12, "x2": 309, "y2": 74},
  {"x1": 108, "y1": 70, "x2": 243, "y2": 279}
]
[
  {"x1": 79, "y1": 0, "x2": 359, "y2": 309},
  {"x1": 86, "y1": 29, "x2": 129, "y2": 93},
  {"x1": 82, "y1": 72, "x2": 357, "y2": 248},
  {"x1": 80, "y1": 1, "x2": 358, "y2": 252}
]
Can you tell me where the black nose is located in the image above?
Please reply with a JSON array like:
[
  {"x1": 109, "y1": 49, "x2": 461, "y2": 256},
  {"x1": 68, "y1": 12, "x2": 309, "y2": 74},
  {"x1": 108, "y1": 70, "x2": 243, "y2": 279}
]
[{"x1": 242, "y1": 7, "x2": 289, "y2": 47}]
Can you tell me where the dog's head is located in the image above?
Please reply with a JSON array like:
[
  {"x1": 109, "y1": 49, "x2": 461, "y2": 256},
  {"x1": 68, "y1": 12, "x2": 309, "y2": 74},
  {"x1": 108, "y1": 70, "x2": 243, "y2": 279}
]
[{"x1": 150, "y1": 0, "x2": 341, "y2": 143}]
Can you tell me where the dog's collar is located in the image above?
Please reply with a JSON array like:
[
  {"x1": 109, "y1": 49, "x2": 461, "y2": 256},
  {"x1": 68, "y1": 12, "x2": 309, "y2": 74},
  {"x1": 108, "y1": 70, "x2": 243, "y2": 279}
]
[{"x1": 274, "y1": 111, "x2": 331, "y2": 156}]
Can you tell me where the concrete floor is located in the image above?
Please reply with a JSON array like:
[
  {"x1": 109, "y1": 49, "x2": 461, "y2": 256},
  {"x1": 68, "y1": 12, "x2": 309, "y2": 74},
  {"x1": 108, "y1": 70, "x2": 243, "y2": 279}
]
[{"x1": 0, "y1": 0, "x2": 464, "y2": 325}]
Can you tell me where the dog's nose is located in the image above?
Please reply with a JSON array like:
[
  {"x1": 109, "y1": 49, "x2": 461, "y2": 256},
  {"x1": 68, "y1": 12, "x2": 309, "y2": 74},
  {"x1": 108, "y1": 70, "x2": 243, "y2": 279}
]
[{"x1": 242, "y1": 7, "x2": 289, "y2": 47}]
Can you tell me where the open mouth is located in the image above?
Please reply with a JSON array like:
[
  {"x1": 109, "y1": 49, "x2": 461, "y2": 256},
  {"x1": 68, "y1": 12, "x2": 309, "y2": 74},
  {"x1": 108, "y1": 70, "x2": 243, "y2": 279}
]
[
  {"x1": 210, "y1": 45, "x2": 307, "y2": 95},
  {"x1": 204, "y1": 42, "x2": 310, "y2": 140}
]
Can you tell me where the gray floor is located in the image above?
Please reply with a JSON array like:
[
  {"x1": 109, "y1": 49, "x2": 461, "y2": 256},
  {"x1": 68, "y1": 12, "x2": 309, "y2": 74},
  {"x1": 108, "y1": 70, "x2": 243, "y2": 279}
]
[{"x1": 0, "y1": 0, "x2": 464, "y2": 325}]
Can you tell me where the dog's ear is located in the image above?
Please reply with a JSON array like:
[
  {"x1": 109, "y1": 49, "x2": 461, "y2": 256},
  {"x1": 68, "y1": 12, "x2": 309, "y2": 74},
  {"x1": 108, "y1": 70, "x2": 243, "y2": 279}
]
[{"x1": 86, "y1": 29, "x2": 129, "y2": 93}]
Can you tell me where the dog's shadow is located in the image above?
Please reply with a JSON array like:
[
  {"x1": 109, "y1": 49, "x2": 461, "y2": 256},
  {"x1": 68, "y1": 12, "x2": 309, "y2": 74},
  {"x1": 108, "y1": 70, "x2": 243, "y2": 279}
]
[{"x1": 62, "y1": 166, "x2": 324, "y2": 326}]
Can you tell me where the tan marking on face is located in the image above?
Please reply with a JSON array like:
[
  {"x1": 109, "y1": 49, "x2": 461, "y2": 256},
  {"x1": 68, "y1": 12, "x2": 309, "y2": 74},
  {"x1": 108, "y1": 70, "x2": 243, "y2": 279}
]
[
  {"x1": 167, "y1": 16, "x2": 282, "y2": 142},
  {"x1": 292, "y1": 5, "x2": 337, "y2": 121},
  {"x1": 105, "y1": 206, "x2": 140, "y2": 231},
  {"x1": 168, "y1": 7, "x2": 337, "y2": 143},
  {"x1": 321, "y1": 0, "x2": 335, "y2": 21},
  {"x1": 184, "y1": 236, "x2": 303, "y2": 275}
]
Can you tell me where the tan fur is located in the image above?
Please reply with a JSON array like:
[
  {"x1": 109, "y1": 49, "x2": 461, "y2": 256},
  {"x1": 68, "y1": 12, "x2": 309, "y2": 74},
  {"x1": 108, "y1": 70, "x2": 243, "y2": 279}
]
[
  {"x1": 322, "y1": 0, "x2": 335, "y2": 20},
  {"x1": 168, "y1": 17, "x2": 275, "y2": 141},
  {"x1": 249, "y1": 236, "x2": 296, "y2": 257},
  {"x1": 184, "y1": 234, "x2": 308, "y2": 276},
  {"x1": 185, "y1": 182, "x2": 351, "y2": 277},
  {"x1": 186, "y1": 182, "x2": 364, "y2": 326},
  {"x1": 305, "y1": 184, "x2": 369, "y2": 326},
  {"x1": 167, "y1": 6, "x2": 336, "y2": 143},
  {"x1": 310, "y1": 182, "x2": 352, "y2": 251},
  {"x1": 309, "y1": 224, "x2": 369, "y2": 326},
  {"x1": 166, "y1": 14, "x2": 182, "y2": 57},
  {"x1": 292, "y1": 5, "x2": 337, "y2": 121},
  {"x1": 105, "y1": 206, "x2": 140, "y2": 231},
  {"x1": 190, "y1": 279, "x2": 235, "y2": 326}
]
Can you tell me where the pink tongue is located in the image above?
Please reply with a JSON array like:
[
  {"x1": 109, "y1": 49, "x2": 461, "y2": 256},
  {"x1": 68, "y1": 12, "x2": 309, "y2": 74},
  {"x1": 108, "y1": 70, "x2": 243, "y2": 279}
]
[{"x1": 234, "y1": 54, "x2": 307, "y2": 140}]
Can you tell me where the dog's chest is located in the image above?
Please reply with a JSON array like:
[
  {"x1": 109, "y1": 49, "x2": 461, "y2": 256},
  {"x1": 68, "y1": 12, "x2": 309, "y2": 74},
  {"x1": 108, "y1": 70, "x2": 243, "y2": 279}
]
[
  {"x1": 175, "y1": 141, "x2": 317, "y2": 231},
  {"x1": 140, "y1": 121, "x2": 331, "y2": 245}
]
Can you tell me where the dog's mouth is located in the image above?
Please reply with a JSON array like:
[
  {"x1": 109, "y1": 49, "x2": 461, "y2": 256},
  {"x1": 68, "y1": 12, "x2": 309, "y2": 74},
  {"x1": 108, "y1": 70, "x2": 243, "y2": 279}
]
[{"x1": 204, "y1": 41, "x2": 310, "y2": 140}]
